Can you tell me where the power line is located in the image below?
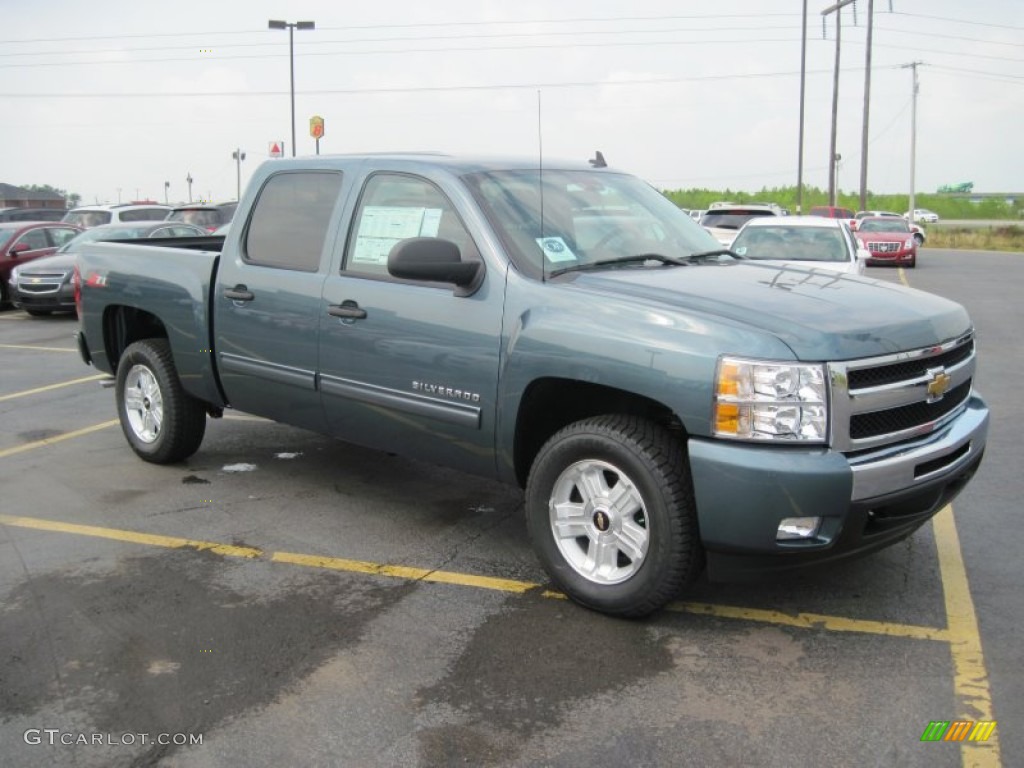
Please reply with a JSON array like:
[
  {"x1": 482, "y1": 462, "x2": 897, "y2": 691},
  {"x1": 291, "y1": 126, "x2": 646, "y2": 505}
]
[
  {"x1": 0, "y1": 12, "x2": 802, "y2": 46},
  {"x1": 0, "y1": 64, "x2": 898, "y2": 100},
  {"x1": 891, "y1": 11, "x2": 1024, "y2": 32}
]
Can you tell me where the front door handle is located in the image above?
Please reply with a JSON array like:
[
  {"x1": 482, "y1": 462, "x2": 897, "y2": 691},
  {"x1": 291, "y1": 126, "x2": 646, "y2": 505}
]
[
  {"x1": 327, "y1": 300, "x2": 367, "y2": 320},
  {"x1": 223, "y1": 285, "x2": 254, "y2": 302}
]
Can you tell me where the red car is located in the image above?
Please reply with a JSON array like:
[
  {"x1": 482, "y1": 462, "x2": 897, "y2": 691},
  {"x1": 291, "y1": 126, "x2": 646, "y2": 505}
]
[
  {"x1": 854, "y1": 216, "x2": 918, "y2": 268},
  {"x1": 0, "y1": 221, "x2": 82, "y2": 307}
]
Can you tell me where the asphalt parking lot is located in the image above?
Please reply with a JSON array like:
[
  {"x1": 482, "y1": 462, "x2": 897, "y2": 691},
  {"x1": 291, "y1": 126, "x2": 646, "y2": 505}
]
[{"x1": 1, "y1": 249, "x2": 1020, "y2": 768}]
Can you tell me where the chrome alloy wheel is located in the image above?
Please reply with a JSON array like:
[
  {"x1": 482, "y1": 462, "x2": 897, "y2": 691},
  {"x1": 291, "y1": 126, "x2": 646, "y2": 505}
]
[
  {"x1": 123, "y1": 364, "x2": 164, "y2": 444},
  {"x1": 549, "y1": 459, "x2": 650, "y2": 585}
]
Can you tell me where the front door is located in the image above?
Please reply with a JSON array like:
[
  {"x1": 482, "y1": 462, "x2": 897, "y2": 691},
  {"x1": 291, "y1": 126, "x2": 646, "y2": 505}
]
[{"x1": 318, "y1": 171, "x2": 504, "y2": 477}]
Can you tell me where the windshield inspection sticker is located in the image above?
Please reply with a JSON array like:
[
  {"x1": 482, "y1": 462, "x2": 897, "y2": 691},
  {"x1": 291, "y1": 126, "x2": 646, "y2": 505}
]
[{"x1": 535, "y1": 236, "x2": 577, "y2": 263}]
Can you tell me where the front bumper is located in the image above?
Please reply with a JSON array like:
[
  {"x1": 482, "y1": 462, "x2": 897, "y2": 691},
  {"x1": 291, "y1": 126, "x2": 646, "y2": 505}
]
[
  {"x1": 10, "y1": 284, "x2": 75, "y2": 312},
  {"x1": 689, "y1": 392, "x2": 988, "y2": 579}
]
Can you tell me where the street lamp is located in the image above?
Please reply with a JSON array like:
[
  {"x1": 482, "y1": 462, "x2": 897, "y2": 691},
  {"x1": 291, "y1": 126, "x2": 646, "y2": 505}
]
[
  {"x1": 186, "y1": 173, "x2": 193, "y2": 203},
  {"x1": 164, "y1": 181, "x2": 170, "y2": 205},
  {"x1": 269, "y1": 19, "x2": 315, "y2": 157},
  {"x1": 232, "y1": 149, "x2": 246, "y2": 201}
]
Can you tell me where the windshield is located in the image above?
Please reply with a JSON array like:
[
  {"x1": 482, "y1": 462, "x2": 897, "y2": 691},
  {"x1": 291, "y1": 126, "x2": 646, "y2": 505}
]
[
  {"x1": 168, "y1": 209, "x2": 222, "y2": 228},
  {"x1": 57, "y1": 225, "x2": 151, "y2": 253},
  {"x1": 462, "y1": 169, "x2": 718, "y2": 278},
  {"x1": 63, "y1": 211, "x2": 112, "y2": 228},
  {"x1": 859, "y1": 218, "x2": 910, "y2": 233},
  {"x1": 731, "y1": 225, "x2": 850, "y2": 263},
  {"x1": 699, "y1": 210, "x2": 776, "y2": 230}
]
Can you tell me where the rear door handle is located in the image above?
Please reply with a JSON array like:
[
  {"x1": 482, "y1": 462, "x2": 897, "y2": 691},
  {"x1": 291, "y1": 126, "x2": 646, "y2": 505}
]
[
  {"x1": 223, "y1": 285, "x2": 254, "y2": 302},
  {"x1": 327, "y1": 301, "x2": 367, "y2": 319}
]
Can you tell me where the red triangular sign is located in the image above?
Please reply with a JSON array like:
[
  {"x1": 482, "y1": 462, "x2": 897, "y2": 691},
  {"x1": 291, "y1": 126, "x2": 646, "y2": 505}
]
[{"x1": 271, "y1": 143, "x2": 280, "y2": 153}]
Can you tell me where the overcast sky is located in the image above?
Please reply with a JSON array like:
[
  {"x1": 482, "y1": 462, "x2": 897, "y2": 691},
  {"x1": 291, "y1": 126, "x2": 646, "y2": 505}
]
[{"x1": 2, "y1": 0, "x2": 1022, "y2": 205}]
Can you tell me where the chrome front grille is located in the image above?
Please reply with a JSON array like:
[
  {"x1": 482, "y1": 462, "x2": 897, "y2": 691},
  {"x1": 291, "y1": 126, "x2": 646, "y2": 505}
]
[
  {"x1": 17, "y1": 271, "x2": 67, "y2": 294},
  {"x1": 829, "y1": 332, "x2": 976, "y2": 452},
  {"x1": 866, "y1": 241, "x2": 900, "y2": 253}
]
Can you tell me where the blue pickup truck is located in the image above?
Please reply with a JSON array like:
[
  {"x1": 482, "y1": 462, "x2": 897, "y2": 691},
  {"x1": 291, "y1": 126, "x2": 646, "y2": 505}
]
[{"x1": 74, "y1": 153, "x2": 989, "y2": 617}]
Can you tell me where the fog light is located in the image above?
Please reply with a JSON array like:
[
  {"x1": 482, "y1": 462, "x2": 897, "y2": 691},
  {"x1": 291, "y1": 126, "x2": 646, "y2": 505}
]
[{"x1": 777, "y1": 517, "x2": 822, "y2": 540}]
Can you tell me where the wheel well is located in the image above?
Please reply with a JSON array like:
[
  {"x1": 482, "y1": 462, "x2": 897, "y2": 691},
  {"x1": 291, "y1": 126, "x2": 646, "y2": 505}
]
[
  {"x1": 103, "y1": 305, "x2": 169, "y2": 372},
  {"x1": 513, "y1": 378, "x2": 684, "y2": 487}
]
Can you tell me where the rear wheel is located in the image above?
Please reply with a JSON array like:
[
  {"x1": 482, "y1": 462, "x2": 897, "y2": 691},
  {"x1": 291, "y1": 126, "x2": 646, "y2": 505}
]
[
  {"x1": 116, "y1": 339, "x2": 207, "y2": 463},
  {"x1": 525, "y1": 415, "x2": 702, "y2": 617}
]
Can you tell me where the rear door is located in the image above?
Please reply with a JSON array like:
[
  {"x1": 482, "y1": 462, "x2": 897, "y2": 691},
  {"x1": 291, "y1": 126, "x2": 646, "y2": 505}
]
[
  {"x1": 214, "y1": 169, "x2": 348, "y2": 430},
  {"x1": 317, "y1": 170, "x2": 504, "y2": 477}
]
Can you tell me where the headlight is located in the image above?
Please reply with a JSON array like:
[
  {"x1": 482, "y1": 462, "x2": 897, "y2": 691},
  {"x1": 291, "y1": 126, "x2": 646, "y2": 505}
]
[
  {"x1": 714, "y1": 356, "x2": 827, "y2": 442},
  {"x1": 9, "y1": 266, "x2": 20, "y2": 283}
]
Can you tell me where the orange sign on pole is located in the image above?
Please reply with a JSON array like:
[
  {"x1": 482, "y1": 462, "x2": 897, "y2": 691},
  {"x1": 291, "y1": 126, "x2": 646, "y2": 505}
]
[{"x1": 310, "y1": 115, "x2": 325, "y2": 140}]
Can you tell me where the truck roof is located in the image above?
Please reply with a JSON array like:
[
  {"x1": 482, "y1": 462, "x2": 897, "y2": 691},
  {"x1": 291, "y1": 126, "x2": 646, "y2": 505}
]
[{"x1": 260, "y1": 152, "x2": 611, "y2": 175}]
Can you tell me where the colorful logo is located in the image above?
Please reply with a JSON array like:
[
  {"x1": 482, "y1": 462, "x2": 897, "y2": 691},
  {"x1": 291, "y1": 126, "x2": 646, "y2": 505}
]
[{"x1": 920, "y1": 721, "x2": 997, "y2": 742}]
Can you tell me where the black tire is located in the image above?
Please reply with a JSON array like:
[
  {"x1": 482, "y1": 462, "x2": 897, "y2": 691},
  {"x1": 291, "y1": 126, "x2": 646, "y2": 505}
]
[
  {"x1": 115, "y1": 339, "x2": 207, "y2": 463},
  {"x1": 525, "y1": 415, "x2": 702, "y2": 617},
  {"x1": 908, "y1": 255, "x2": 917, "y2": 268},
  {"x1": 26, "y1": 309, "x2": 52, "y2": 317}
]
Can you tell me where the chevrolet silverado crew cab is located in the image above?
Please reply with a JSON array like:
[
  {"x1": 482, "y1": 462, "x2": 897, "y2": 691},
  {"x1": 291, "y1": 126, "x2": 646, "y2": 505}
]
[{"x1": 74, "y1": 153, "x2": 989, "y2": 617}]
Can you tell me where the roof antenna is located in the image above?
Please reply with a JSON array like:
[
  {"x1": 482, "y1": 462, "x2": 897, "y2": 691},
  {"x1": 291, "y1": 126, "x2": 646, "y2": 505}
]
[
  {"x1": 589, "y1": 150, "x2": 606, "y2": 168},
  {"x1": 538, "y1": 89, "x2": 546, "y2": 283}
]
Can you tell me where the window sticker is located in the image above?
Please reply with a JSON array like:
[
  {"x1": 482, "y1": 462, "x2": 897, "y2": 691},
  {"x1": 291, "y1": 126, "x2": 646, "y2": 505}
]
[
  {"x1": 535, "y1": 236, "x2": 577, "y2": 263},
  {"x1": 351, "y1": 206, "x2": 443, "y2": 265}
]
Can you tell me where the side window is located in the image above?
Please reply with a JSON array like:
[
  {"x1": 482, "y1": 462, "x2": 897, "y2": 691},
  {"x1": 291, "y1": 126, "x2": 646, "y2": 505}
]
[
  {"x1": 47, "y1": 227, "x2": 80, "y2": 247},
  {"x1": 245, "y1": 171, "x2": 342, "y2": 271},
  {"x1": 344, "y1": 173, "x2": 478, "y2": 278},
  {"x1": 17, "y1": 228, "x2": 50, "y2": 251}
]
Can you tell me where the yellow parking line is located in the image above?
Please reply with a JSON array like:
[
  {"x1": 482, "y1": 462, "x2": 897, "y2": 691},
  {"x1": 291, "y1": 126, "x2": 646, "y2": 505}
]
[
  {"x1": 934, "y1": 505, "x2": 1001, "y2": 766},
  {"x1": 0, "y1": 343, "x2": 78, "y2": 352},
  {"x1": 0, "y1": 373, "x2": 107, "y2": 402},
  {"x1": 0, "y1": 512, "x2": 968, "y2": 643},
  {"x1": 272, "y1": 551, "x2": 538, "y2": 593},
  {"x1": 669, "y1": 602, "x2": 951, "y2": 642},
  {"x1": 0, "y1": 419, "x2": 118, "y2": 459},
  {"x1": 0, "y1": 514, "x2": 262, "y2": 559}
]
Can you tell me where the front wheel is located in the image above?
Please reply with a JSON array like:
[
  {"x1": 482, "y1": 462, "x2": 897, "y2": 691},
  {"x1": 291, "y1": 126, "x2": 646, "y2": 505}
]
[
  {"x1": 525, "y1": 415, "x2": 702, "y2": 617},
  {"x1": 115, "y1": 339, "x2": 207, "y2": 463}
]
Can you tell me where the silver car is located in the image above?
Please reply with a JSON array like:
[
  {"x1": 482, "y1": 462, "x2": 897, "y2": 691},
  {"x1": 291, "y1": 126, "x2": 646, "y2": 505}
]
[{"x1": 728, "y1": 215, "x2": 868, "y2": 276}]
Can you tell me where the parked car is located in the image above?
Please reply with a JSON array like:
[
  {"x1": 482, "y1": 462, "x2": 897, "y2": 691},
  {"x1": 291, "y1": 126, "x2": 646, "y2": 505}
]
[
  {"x1": 729, "y1": 216, "x2": 867, "y2": 276},
  {"x1": 906, "y1": 208, "x2": 939, "y2": 224},
  {"x1": 854, "y1": 216, "x2": 918, "y2": 268},
  {"x1": 855, "y1": 210, "x2": 926, "y2": 245},
  {"x1": 165, "y1": 202, "x2": 238, "y2": 232},
  {"x1": 62, "y1": 204, "x2": 171, "y2": 229},
  {"x1": 809, "y1": 205, "x2": 856, "y2": 219},
  {"x1": 699, "y1": 204, "x2": 778, "y2": 246},
  {"x1": 0, "y1": 207, "x2": 68, "y2": 223},
  {"x1": 0, "y1": 221, "x2": 82, "y2": 307},
  {"x1": 8, "y1": 221, "x2": 207, "y2": 315}
]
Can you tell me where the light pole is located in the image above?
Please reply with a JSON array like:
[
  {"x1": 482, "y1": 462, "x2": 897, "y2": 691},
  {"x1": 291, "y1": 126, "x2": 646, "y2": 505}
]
[
  {"x1": 186, "y1": 173, "x2": 193, "y2": 203},
  {"x1": 232, "y1": 149, "x2": 246, "y2": 201},
  {"x1": 269, "y1": 19, "x2": 315, "y2": 157},
  {"x1": 164, "y1": 181, "x2": 170, "y2": 205}
]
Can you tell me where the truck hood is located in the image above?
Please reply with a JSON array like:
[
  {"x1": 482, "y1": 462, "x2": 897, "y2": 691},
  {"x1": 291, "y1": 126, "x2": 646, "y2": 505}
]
[{"x1": 566, "y1": 262, "x2": 970, "y2": 361}]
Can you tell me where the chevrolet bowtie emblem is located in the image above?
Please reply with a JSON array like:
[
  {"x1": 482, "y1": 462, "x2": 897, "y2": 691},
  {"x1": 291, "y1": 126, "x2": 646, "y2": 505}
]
[{"x1": 926, "y1": 368, "x2": 951, "y2": 402}]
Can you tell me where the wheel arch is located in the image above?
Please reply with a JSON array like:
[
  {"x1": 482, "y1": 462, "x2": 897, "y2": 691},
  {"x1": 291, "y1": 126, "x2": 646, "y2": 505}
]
[{"x1": 512, "y1": 377, "x2": 687, "y2": 488}]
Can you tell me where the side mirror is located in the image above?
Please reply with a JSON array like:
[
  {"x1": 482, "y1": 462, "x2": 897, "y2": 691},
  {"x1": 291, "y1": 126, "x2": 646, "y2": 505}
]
[
  {"x1": 848, "y1": 219, "x2": 858, "y2": 231},
  {"x1": 388, "y1": 237, "x2": 483, "y2": 296},
  {"x1": 8, "y1": 242, "x2": 31, "y2": 257}
]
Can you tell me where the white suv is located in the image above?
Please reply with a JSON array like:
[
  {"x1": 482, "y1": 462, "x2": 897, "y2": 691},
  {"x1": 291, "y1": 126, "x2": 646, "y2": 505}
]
[{"x1": 62, "y1": 204, "x2": 171, "y2": 229}]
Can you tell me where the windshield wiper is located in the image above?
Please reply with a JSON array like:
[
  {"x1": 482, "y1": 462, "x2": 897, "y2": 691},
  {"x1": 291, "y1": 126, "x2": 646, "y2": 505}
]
[
  {"x1": 686, "y1": 248, "x2": 744, "y2": 261},
  {"x1": 549, "y1": 253, "x2": 688, "y2": 277}
]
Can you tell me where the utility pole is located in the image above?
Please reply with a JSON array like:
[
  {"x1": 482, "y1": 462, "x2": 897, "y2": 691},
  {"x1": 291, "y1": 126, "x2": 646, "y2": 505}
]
[
  {"x1": 904, "y1": 61, "x2": 923, "y2": 219},
  {"x1": 186, "y1": 173, "x2": 193, "y2": 203},
  {"x1": 822, "y1": 2, "x2": 851, "y2": 206},
  {"x1": 859, "y1": 0, "x2": 875, "y2": 211},
  {"x1": 796, "y1": 0, "x2": 808, "y2": 214},
  {"x1": 232, "y1": 149, "x2": 246, "y2": 201}
]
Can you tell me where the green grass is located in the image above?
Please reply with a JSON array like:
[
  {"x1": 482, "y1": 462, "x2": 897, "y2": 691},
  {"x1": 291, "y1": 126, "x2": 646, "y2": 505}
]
[{"x1": 925, "y1": 226, "x2": 1024, "y2": 252}]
